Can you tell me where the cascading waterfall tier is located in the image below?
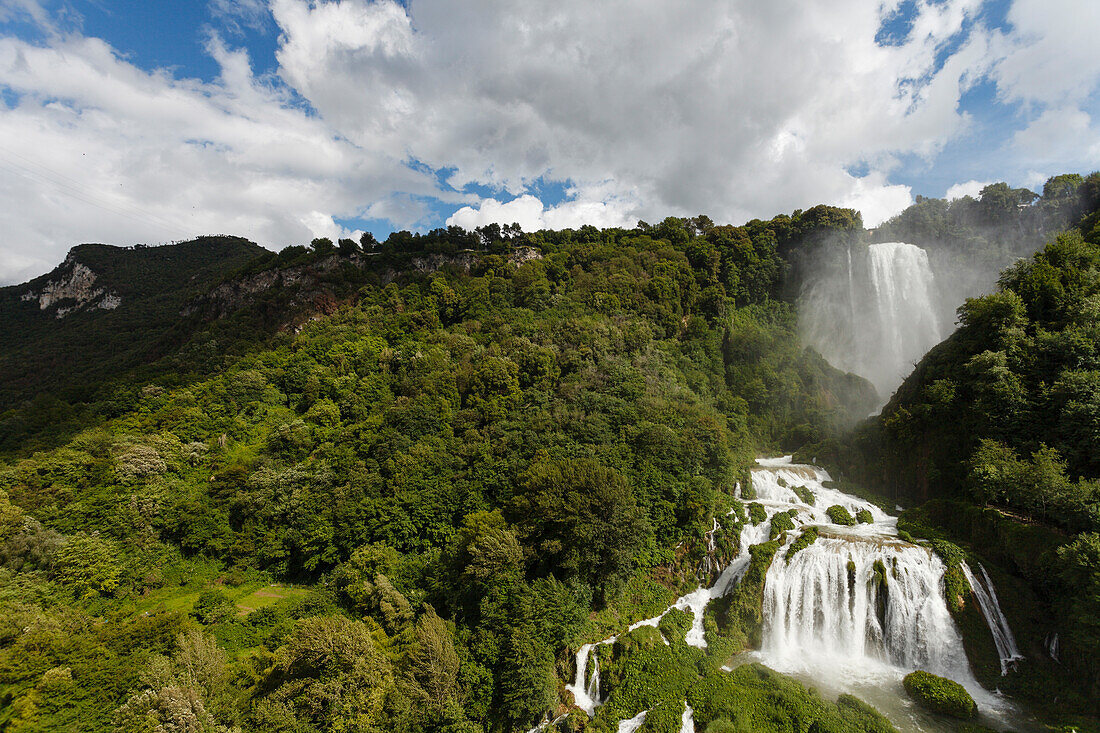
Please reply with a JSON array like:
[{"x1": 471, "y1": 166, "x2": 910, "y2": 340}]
[
  {"x1": 751, "y1": 457, "x2": 1019, "y2": 722},
  {"x1": 564, "y1": 456, "x2": 1022, "y2": 729},
  {"x1": 798, "y1": 241, "x2": 942, "y2": 402}
]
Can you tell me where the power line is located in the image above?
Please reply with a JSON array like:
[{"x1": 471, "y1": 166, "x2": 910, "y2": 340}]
[{"x1": 0, "y1": 143, "x2": 191, "y2": 236}]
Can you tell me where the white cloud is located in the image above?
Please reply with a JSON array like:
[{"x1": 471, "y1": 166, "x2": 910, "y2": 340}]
[
  {"x1": 945, "y1": 179, "x2": 992, "y2": 200},
  {"x1": 992, "y1": 0, "x2": 1100, "y2": 107},
  {"x1": 1011, "y1": 107, "x2": 1100, "y2": 169},
  {"x1": 265, "y1": 0, "x2": 992, "y2": 233},
  {"x1": 838, "y1": 171, "x2": 912, "y2": 227},
  {"x1": 447, "y1": 192, "x2": 635, "y2": 233},
  {"x1": 1, "y1": 0, "x2": 1096, "y2": 283},
  {"x1": 0, "y1": 31, "x2": 459, "y2": 282}
]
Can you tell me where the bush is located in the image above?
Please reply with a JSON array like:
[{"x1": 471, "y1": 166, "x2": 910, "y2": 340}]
[
  {"x1": 855, "y1": 509, "x2": 873, "y2": 524},
  {"x1": 192, "y1": 588, "x2": 236, "y2": 625},
  {"x1": 826, "y1": 505, "x2": 855, "y2": 526},
  {"x1": 769, "y1": 510, "x2": 795, "y2": 539},
  {"x1": 903, "y1": 670, "x2": 976, "y2": 719}
]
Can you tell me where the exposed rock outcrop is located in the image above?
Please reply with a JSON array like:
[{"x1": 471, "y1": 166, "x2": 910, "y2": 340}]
[{"x1": 20, "y1": 261, "x2": 122, "y2": 318}]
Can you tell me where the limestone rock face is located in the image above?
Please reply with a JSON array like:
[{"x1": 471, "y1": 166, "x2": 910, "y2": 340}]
[{"x1": 20, "y1": 260, "x2": 122, "y2": 318}]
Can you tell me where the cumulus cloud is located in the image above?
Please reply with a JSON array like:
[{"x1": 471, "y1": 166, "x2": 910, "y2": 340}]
[
  {"x1": 1012, "y1": 107, "x2": 1100, "y2": 169},
  {"x1": 0, "y1": 0, "x2": 1097, "y2": 282},
  {"x1": 992, "y1": 0, "x2": 1100, "y2": 107},
  {"x1": 447, "y1": 191, "x2": 636, "y2": 233},
  {"x1": 271, "y1": 0, "x2": 986, "y2": 228},
  {"x1": 945, "y1": 179, "x2": 993, "y2": 199},
  {"x1": 0, "y1": 30, "x2": 462, "y2": 282}
]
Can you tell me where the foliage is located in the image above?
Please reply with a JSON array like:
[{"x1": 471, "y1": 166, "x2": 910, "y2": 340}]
[
  {"x1": 785, "y1": 527, "x2": 819, "y2": 563},
  {"x1": 902, "y1": 670, "x2": 977, "y2": 720},
  {"x1": 825, "y1": 505, "x2": 855, "y2": 526},
  {"x1": 0, "y1": 212, "x2": 913, "y2": 731}
]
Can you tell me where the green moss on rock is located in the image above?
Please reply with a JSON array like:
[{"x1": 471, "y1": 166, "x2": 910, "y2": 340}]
[
  {"x1": 786, "y1": 527, "x2": 819, "y2": 564},
  {"x1": 855, "y1": 508, "x2": 874, "y2": 524},
  {"x1": 747, "y1": 503, "x2": 767, "y2": 526},
  {"x1": 792, "y1": 484, "x2": 816, "y2": 505},
  {"x1": 826, "y1": 505, "x2": 856, "y2": 526},
  {"x1": 769, "y1": 509, "x2": 796, "y2": 539},
  {"x1": 903, "y1": 670, "x2": 977, "y2": 720}
]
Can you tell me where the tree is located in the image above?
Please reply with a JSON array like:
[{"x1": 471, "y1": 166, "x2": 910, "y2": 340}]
[
  {"x1": 252, "y1": 616, "x2": 401, "y2": 732},
  {"x1": 404, "y1": 606, "x2": 461, "y2": 715},
  {"x1": 52, "y1": 532, "x2": 122, "y2": 599},
  {"x1": 513, "y1": 458, "x2": 649, "y2": 598}
]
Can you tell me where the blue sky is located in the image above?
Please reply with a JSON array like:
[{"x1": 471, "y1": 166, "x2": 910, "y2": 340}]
[{"x1": 0, "y1": 0, "x2": 1098, "y2": 282}]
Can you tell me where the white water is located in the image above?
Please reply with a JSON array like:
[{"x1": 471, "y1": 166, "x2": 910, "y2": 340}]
[
  {"x1": 679, "y1": 703, "x2": 694, "y2": 733},
  {"x1": 961, "y1": 562, "x2": 1024, "y2": 674},
  {"x1": 565, "y1": 456, "x2": 1026, "y2": 731},
  {"x1": 617, "y1": 710, "x2": 647, "y2": 733},
  {"x1": 799, "y1": 242, "x2": 943, "y2": 402},
  {"x1": 750, "y1": 458, "x2": 1026, "y2": 730}
]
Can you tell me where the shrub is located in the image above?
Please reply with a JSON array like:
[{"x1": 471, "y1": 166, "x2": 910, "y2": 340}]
[
  {"x1": 192, "y1": 589, "x2": 236, "y2": 625},
  {"x1": 903, "y1": 670, "x2": 976, "y2": 719},
  {"x1": 855, "y1": 509, "x2": 874, "y2": 524},
  {"x1": 826, "y1": 505, "x2": 855, "y2": 526}
]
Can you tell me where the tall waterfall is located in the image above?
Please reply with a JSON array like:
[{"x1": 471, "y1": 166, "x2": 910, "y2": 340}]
[
  {"x1": 564, "y1": 457, "x2": 1023, "y2": 731},
  {"x1": 799, "y1": 242, "x2": 942, "y2": 403}
]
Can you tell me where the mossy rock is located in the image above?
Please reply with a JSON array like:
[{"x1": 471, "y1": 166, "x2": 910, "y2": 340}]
[
  {"x1": 826, "y1": 505, "x2": 856, "y2": 526},
  {"x1": 747, "y1": 503, "x2": 767, "y2": 526},
  {"x1": 792, "y1": 484, "x2": 815, "y2": 505},
  {"x1": 785, "y1": 527, "x2": 819, "y2": 564},
  {"x1": 658, "y1": 607, "x2": 693, "y2": 646},
  {"x1": 769, "y1": 510, "x2": 795, "y2": 539},
  {"x1": 855, "y1": 508, "x2": 873, "y2": 524},
  {"x1": 902, "y1": 670, "x2": 977, "y2": 720}
]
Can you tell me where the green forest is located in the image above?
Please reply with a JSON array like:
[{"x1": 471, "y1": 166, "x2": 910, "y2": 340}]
[{"x1": 2, "y1": 174, "x2": 1100, "y2": 733}]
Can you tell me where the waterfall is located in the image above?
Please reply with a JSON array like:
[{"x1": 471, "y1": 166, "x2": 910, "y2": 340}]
[
  {"x1": 566, "y1": 643, "x2": 607, "y2": 715},
  {"x1": 565, "y1": 456, "x2": 1023, "y2": 729},
  {"x1": 798, "y1": 241, "x2": 943, "y2": 403},
  {"x1": 866, "y1": 242, "x2": 942, "y2": 395},
  {"x1": 762, "y1": 537, "x2": 972, "y2": 681},
  {"x1": 961, "y1": 562, "x2": 1024, "y2": 674}
]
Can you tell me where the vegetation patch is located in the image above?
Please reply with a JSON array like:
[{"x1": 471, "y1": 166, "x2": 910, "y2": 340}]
[
  {"x1": 903, "y1": 670, "x2": 977, "y2": 720},
  {"x1": 747, "y1": 503, "x2": 768, "y2": 526},
  {"x1": 792, "y1": 483, "x2": 816, "y2": 505},
  {"x1": 768, "y1": 509, "x2": 796, "y2": 539},
  {"x1": 826, "y1": 505, "x2": 856, "y2": 526},
  {"x1": 785, "y1": 527, "x2": 820, "y2": 563},
  {"x1": 710, "y1": 540, "x2": 780, "y2": 648}
]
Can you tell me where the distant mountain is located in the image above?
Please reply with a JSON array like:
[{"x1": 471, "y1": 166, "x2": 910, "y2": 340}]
[{"x1": 0, "y1": 236, "x2": 266, "y2": 409}]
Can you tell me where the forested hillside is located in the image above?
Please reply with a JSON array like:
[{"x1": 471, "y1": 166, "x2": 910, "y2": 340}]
[
  {"x1": 0, "y1": 215, "x2": 879, "y2": 732},
  {"x1": 0, "y1": 237, "x2": 265, "y2": 413}
]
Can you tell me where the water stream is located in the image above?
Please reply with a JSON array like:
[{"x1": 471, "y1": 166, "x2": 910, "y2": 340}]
[{"x1": 961, "y1": 562, "x2": 1024, "y2": 674}]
